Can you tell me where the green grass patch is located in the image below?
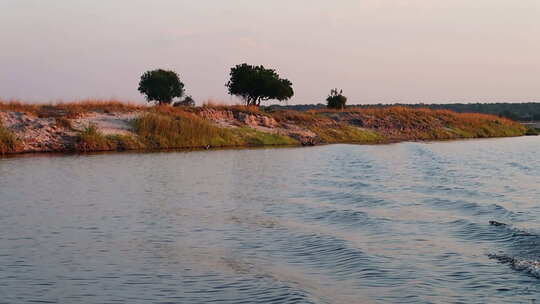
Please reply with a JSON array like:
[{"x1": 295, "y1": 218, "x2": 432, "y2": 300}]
[
  {"x1": 447, "y1": 121, "x2": 525, "y2": 138},
  {"x1": 232, "y1": 127, "x2": 298, "y2": 146},
  {"x1": 310, "y1": 125, "x2": 384, "y2": 143}
]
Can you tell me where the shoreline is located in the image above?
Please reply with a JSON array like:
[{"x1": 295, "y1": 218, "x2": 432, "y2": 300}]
[
  {"x1": 0, "y1": 101, "x2": 527, "y2": 156},
  {"x1": 1, "y1": 136, "x2": 534, "y2": 160}
]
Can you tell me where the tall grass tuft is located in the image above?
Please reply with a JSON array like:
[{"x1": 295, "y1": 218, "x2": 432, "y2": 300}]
[
  {"x1": 0, "y1": 121, "x2": 20, "y2": 154},
  {"x1": 75, "y1": 124, "x2": 144, "y2": 152},
  {"x1": 76, "y1": 124, "x2": 118, "y2": 152}
]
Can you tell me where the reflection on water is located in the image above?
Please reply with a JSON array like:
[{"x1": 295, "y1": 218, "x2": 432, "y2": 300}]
[{"x1": 1, "y1": 137, "x2": 540, "y2": 303}]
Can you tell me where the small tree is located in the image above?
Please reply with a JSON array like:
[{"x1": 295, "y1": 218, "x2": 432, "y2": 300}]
[
  {"x1": 138, "y1": 69, "x2": 184, "y2": 105},
  {"x1": 326, "y1": 89, "x2": 347, "y2": 110},
  {"x1": 173, "y1": 95, "x2": 195, "y2": 107},
  {"x1": 225, "y1": 63, "x2": 294, "y2": 106}
]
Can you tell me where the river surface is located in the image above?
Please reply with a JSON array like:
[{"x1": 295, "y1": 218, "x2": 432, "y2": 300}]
[{"x1": 1, "y1": 137, "x2": 540, "y2": 303}]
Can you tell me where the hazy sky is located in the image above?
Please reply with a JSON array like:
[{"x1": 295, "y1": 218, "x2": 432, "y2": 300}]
[{"x1": 1, "y1": 0, "x2": 539, "y2": 104}]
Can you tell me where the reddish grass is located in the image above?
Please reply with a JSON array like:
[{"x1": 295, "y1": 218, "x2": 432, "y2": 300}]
[
  {"x1": 270, "y1": 110, "x2": 325, "y2": 124},
  {"x1": 201, "y1": 100, "x2": 262, "y2": 115}
]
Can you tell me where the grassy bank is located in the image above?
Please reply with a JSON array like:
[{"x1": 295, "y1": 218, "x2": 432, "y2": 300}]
[
  {"x1": 0, "y1": 100, "x2": 528, "y2": 154},
  {"x1": 311, "y1": 107, "x2": 526, "y2": 140}
]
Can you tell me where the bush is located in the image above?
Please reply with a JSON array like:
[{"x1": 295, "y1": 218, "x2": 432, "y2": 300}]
[
  {"x1": 173, "y1": 95, "x2": 195, "y2": 107},
  {"x1": 326, "y1": 89, "x2": 347, "y2": 110}
]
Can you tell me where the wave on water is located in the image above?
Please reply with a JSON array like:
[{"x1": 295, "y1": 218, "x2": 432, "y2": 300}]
[
  {"x1": 488, "y1": 220, "x2": 540, "y2": 279},
  {"x1": 489, "y1": 220, "x2": 535, "y2": 237},
  {"x1": 488, "y1": 254, "x2": 540, "y2": 278}
]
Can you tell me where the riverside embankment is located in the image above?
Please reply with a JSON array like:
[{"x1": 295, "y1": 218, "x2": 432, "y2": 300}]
[{"x1": 0, "y1": 100, "x2": 526, "y2": 154}]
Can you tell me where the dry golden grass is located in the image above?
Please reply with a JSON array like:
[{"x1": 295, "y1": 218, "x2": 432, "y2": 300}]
[
  {"x1": 0, "y1": 99, "x2": 41, "y2": 113},
  {"x1": 270, "y1": 110, "x2": 325, "y2": 124},
  {"x1": 0, "y1": 99, "x2": 146, "y2": 118},
  {"x1": 201, "y1": 100, "x2": 262, "y2": 115}
]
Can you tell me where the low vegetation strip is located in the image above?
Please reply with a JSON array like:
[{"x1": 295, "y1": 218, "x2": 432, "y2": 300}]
[
  {"x1": 0, "y1": 100, "x2": 528, "y2": 155},
  {"x1": 311, "y1": 107, "x2": 525, "y2": 140}
]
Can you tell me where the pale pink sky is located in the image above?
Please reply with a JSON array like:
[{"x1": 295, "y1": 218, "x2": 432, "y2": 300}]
[{"x1": 1, "y1": 0, "x2": 539, "y2": 104}]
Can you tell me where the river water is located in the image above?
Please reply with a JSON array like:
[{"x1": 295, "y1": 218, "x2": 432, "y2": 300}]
[{"x1": 1, "y1": 137, "x2": 540, "y2": 303}]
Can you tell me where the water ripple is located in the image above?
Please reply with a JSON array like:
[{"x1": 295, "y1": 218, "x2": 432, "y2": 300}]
[{"x1": 2, "y1": 138, "x2": 540, "y2": 303}]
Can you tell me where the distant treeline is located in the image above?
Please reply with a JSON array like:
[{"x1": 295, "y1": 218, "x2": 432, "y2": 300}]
[{"x1": 267, "y1": 103, "x2": 540, "y2": 121}]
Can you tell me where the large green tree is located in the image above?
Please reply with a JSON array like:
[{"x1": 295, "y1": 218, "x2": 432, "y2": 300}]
[
  {"x1": 138, "y1": 69, "x2": 184, "y2": 105},
  {"x1": 225, "y1": 63, "x2": 294, "y2": 106}
]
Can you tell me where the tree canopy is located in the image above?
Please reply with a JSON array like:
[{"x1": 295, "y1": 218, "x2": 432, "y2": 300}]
[
  {"x1": 138, "y1": 69, "x2": 185, "y2": 105},
  {"x1": 326, "y1": 89, "x2": 347, "y2": 110},
  {"x1": 225, "y1": 63, "x2": 294, "y2": 106}
]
